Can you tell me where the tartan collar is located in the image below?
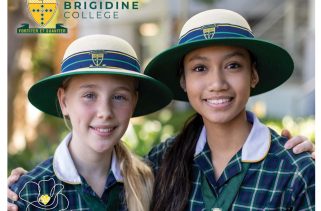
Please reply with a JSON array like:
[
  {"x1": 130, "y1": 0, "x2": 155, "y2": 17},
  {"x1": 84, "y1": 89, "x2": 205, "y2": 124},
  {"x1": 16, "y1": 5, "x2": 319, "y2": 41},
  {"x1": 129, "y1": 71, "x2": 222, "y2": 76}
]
[
  {"x1": 194, "y1": 111, "x2": 271, "y2": 163},
  {"x1": 53, "y1": 133, "x2": 123, "y2": 184}
]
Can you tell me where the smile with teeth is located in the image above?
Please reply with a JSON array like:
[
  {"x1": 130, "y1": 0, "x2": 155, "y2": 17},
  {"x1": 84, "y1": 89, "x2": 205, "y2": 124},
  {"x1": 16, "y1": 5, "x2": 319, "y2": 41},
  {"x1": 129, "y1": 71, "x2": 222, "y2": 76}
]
[
  {"x1": 206, "y1": 97, "x2": 232, "y2": 105},
  {"x1": 91, "y1": 126, "x2": 116, "y2": 133}
]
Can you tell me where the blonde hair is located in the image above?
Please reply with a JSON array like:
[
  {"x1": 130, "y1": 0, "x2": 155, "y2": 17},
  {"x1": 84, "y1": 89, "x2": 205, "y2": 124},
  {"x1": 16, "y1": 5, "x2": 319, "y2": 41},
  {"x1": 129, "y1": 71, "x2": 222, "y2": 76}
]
[
  {"x1": 59, "y1": 77, "x2": 154, "y2": 210},
  {"x1": 115, "y1": 142, "x2": 154, "y2": 211}
]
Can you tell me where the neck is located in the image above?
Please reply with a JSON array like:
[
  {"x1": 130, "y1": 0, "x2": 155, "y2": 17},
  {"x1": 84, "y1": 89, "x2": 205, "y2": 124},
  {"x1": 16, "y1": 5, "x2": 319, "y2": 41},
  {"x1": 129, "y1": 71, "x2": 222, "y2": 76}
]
[
  {"x1": 204, "y1": 110, "x2": 251, "y2": 153},
  {"x1": 68, "y1": 136, "x2": 112, "y2": 182},
  {"x1": 203, "y1": 111, "x2": 252, "y2": 180},
  {"x1": 68, "y1": 136, "x2": 114, "y2": 197}
]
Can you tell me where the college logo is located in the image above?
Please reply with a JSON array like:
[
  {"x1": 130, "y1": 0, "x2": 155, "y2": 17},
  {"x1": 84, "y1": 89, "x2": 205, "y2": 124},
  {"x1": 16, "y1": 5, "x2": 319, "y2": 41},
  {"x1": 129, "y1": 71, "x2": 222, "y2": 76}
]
[
  {"x1": 17, "y1": 0, "x2": 67, "y2": 34},
  {"x1": 202, "y1": 24, "x2": 216, "y2": 39},
  {"x1": 19, "y1": 178, "x2": 69, "y2": 210},
  {"x1": 91, "y1": 51, "x2": 105, "y2": 67},
  {"x1": 28, "y1": 0, "x2": 57, "y2": 27}
]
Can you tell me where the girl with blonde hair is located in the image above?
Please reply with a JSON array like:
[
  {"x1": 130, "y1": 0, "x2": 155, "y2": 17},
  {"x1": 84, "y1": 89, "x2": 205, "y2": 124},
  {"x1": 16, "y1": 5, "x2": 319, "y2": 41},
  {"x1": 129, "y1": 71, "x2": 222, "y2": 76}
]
[{"x1": 8, "y1": 34, "x2": 171, "y2": 211}]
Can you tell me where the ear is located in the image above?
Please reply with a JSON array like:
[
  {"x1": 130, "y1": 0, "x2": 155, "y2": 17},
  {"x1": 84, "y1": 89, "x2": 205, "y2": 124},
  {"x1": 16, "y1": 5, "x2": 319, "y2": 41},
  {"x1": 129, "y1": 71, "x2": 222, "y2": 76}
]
[
  {"x1": 250, "y1": 64, "x2": 259, "y2": 88},
  {"x1": 57, "y1": 88, "x2": 69, "y2": 116},
  {"x1": 180, "y1": 76, "x2": 187, "y2": 92}
]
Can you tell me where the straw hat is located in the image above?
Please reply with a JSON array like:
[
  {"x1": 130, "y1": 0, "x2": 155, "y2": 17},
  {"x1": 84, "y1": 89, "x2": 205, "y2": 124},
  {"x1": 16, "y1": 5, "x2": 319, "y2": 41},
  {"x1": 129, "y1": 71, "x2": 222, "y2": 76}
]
[
  {"x1": 145, "y1": 9, "x2": 294, "y2": 101},
  {"x1": 28, "y1": 34, "x2": 172, "y2": 117}
]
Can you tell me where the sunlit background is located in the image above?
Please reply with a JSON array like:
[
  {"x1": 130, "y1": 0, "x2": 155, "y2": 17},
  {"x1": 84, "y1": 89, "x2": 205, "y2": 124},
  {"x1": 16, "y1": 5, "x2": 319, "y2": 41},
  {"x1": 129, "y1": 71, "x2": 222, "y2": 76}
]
[{"x1": 8, "y1": 0, "x2": 315, "y2": 172}]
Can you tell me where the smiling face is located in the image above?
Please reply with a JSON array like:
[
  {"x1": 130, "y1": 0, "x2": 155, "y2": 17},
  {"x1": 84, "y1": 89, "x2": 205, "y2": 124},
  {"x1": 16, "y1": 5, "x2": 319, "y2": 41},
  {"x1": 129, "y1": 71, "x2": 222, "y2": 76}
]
[
  {"x1": 182, "y1": 45, "x2": 259, "y2": 126},
  {"x1": 58, "y1": 74, "x2": 138, "y2": 154}
]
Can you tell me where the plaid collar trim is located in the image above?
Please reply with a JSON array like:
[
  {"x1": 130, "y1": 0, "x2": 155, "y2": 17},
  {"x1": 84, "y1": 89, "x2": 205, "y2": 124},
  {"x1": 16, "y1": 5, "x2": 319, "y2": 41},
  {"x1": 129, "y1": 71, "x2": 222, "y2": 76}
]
[
  {"x1": 194, "y1": 111, "x2": 271, "y2": 163},
  {"x1": 53, "y1": 133, "x2": 123, "y2": 184}
]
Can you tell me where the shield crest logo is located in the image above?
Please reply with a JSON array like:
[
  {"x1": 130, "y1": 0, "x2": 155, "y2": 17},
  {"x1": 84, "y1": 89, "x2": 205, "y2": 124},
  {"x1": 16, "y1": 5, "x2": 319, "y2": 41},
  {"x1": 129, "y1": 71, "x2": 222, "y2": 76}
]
[
  {"x1": 202, "y1": 24, "x2": 216, "y2": 39},
  {"x1": 27, "y1": 0, "x2": 57, "y2": 27},
  {"x1": 91, "y1": 51, "x2": 105, "y2": 67}
]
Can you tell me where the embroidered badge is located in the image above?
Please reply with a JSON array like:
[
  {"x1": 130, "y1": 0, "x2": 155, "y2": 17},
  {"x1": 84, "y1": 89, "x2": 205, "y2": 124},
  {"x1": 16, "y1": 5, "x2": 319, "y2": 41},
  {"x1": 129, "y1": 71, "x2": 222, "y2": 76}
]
[
  {"x1": 19, "y1": 178, "x2": 69, "y2": 210},
  {"x1": 202, "y1": 24, "x2": 216, "y2": 39},
  {"x1": 91, "y1": 50, "x2": 105, "y2": 67}
]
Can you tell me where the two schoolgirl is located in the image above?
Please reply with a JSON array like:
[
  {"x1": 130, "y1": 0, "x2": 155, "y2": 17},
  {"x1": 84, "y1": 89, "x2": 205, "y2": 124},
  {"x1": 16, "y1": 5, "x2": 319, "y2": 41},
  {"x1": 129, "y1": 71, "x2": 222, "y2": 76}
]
[{"x1": 8, "y1": 9, "x2": 315, "y2": 211}]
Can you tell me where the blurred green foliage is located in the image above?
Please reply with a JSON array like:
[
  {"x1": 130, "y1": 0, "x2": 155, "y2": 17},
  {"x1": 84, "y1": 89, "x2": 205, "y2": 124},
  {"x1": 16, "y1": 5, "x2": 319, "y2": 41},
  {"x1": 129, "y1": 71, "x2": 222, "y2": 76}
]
[
  {"x1": 8, "y1": 105, "x2": 315, "y2": 174},
  {"x1": 8, "y1": 115, "x2": 68, "y2": 174},
  {"x1": 124, "y1": 107, "x2": 315, "y2": 157}
]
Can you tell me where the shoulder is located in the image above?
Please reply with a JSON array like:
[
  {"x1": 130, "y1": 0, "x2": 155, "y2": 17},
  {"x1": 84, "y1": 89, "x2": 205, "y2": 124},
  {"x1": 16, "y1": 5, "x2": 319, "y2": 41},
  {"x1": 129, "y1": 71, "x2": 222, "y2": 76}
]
[
  {"x1": 268, "y1": 129, "x2": 314, "y2": 195},
  {"x1": 144, "y1": 136, "x2": 176, "y2": 172},
  {"x1": 10, "y1": 157, "x2": 55, "y2": 199},
  {"x1": 268, "y1": 129, "x2": 314, "y2": 171},
  {"x1": 10, "y1": 158, "x2": 69, "y2": 210},
  {"x1": 270, "y1": 128, "x2": 315, "y2": 208}
]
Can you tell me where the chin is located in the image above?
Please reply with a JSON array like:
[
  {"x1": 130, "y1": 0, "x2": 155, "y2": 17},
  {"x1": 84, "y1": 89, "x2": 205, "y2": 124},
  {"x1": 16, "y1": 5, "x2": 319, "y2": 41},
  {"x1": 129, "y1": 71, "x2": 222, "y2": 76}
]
[
  {"x1": 204, "y1": 114, "x2": 235, "y2": 125},
  {"x1": 92, "y1": 142, "x2": 115, "y2": 154}
]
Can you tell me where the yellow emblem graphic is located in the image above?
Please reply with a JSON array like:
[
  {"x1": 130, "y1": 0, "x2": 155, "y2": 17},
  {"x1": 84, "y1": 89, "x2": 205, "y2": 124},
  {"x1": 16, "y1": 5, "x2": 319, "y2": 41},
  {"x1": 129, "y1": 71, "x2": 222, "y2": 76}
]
[
  {"x1": 28, "y1": 0, "x2": 57, "y2": 27},
  {"x1": 39, "y1": 194, "x2": 51, "y2": 205}
]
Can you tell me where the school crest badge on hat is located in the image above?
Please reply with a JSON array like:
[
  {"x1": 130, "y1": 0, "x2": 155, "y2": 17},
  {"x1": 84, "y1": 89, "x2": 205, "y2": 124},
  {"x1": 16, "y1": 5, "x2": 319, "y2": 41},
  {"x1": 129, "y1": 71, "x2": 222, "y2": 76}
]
[
  {"x1": 91, "y1": 50, "x2": 105, "y2": 67},
  {"x1": 202, "y1": 24, "x2": 216, "y2": 39}
]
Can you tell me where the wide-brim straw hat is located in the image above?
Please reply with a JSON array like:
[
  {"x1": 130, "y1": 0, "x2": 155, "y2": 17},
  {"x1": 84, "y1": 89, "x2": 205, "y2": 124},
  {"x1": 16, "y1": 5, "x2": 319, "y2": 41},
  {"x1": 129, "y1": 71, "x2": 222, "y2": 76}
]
[
  {"x1": 28, "y1": 34, "x2": 172, "y2": 117},
  {"x1": 145, "y1": 9, "x2": 294, "y2": 101}
]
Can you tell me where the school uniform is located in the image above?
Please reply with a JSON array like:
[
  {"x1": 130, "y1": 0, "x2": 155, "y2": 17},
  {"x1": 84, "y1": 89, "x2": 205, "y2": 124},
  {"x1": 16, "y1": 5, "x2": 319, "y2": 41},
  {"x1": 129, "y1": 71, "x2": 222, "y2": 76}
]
[
  {"x1": 147, "y1": 111, "x2": 315, "y2": 211},
  {"x1": 10, "y1": 133, "x2": 127, "y2": 211}
]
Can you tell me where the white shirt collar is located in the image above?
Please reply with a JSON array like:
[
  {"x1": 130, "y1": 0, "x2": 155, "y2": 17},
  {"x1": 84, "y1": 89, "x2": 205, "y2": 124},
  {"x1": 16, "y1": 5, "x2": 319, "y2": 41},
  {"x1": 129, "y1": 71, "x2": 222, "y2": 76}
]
[
  {"x1": 53, "y1": 133, "x2": 123, "y2": 184},
  {"x1": 194, "y1": 111, "x2": 271, "y2": 162}
]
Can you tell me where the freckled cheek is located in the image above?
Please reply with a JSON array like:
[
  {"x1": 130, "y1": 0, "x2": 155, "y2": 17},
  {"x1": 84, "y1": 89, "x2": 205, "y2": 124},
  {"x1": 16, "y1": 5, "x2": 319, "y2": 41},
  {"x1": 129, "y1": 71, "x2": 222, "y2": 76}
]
[
  {"x1": 114, "y1": 105, "x2": 135, "y2": 121},
  {"x1": 75, "y1": 108, "x2": 96, "y2": 127},
  {"x1": 76, "y1": 105, "x2": 96, "y2": 116},
  {"x1": 67, "y1": 103, "x2": 94, "y2": 121}
]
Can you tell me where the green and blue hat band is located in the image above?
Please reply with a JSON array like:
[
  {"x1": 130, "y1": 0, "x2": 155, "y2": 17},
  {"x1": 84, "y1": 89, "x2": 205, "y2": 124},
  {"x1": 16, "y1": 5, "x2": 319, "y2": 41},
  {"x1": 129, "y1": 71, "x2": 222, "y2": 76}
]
[
  {"x1": 61, "y1": 50, "x2": 140, "y2": 73},
  {"x1": 179, "y1": 24, "x2": 254, "y2": 45}
]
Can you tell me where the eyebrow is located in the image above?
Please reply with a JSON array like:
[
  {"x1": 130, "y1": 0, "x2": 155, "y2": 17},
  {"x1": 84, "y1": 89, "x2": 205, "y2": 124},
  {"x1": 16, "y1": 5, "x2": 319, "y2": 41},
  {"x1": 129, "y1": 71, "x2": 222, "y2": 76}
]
[
  {"x1": 223, "y1": 51, "x2": 248, "y2": 60},
  {"x1": 187, "y1": 55, "x2": 208, "y2": 62},
  {"x1": 187, "y1": 50, "x2": 248, "y2": 63},
  {"x1": 114, "y1": 86, "x2": 135, "y2": 92},
  {"x1": 79, "y1": 84, "x2": 97, "y2": 89},
  {"x1": 79, "y1": 84, "x2": 134, "y2": 92}
]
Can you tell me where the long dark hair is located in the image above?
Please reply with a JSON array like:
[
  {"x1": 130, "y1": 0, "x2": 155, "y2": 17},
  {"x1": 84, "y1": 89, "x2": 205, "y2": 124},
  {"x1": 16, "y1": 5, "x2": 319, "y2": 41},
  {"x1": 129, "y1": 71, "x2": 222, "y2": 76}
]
[{"x1": 151, "y1": 113, "x2": 203, "y2": 211}]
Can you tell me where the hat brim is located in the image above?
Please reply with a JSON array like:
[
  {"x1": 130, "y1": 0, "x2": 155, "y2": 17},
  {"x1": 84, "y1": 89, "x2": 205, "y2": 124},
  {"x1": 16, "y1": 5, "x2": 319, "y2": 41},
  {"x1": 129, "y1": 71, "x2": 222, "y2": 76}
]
[
  {"x1": 28, "y1": 68, "x2": 172, "y2": 117},
  {"x1": 145, "y1": 37, "x2": 294, "y2": 101}
]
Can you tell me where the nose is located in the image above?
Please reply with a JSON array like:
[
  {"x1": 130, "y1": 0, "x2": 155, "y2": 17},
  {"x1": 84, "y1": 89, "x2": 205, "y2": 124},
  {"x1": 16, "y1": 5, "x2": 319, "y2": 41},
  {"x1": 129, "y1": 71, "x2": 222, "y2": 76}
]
[
  {"x1": 96, "y1": 100, "x2": 113, "y2": 120},
  {"x1": 207, "y1": 69, "x2": 228, "y2": 92}
]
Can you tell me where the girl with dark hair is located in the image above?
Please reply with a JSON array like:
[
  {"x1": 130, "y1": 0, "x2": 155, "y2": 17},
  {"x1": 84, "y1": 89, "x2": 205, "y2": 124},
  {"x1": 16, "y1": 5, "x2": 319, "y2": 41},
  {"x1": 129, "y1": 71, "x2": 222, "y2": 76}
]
[{"x1": 145, "y1": 9, "x2": 314, "y2": 211}]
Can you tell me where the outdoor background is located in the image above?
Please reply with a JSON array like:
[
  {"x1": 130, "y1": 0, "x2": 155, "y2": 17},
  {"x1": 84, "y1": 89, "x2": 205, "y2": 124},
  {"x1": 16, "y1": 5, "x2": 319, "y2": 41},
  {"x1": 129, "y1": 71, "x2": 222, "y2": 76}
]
[{"x1": 8, "y1": 0, "x2": 315, "y2": 173}]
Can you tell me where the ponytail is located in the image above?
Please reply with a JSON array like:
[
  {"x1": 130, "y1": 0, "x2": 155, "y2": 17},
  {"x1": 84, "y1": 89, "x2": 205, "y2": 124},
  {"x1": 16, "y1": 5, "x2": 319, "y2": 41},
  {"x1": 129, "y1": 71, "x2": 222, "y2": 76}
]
[
  {"x1": 114, "y1": 142, "x2": 154, "y2": 211},
  {"x1": 151, "y1": 113, "x2": 203, "y2": 211}
]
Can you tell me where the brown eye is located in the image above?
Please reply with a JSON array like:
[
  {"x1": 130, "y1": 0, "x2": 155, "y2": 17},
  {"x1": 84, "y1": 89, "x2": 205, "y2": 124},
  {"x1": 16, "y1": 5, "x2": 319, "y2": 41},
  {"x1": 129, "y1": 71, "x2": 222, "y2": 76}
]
[
  {"x1": 193, "y1": 65, "x2": 207, "y2": 72},
  {"x1": 227, "y1": 63, "x2": 241, "y2": 70}
]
